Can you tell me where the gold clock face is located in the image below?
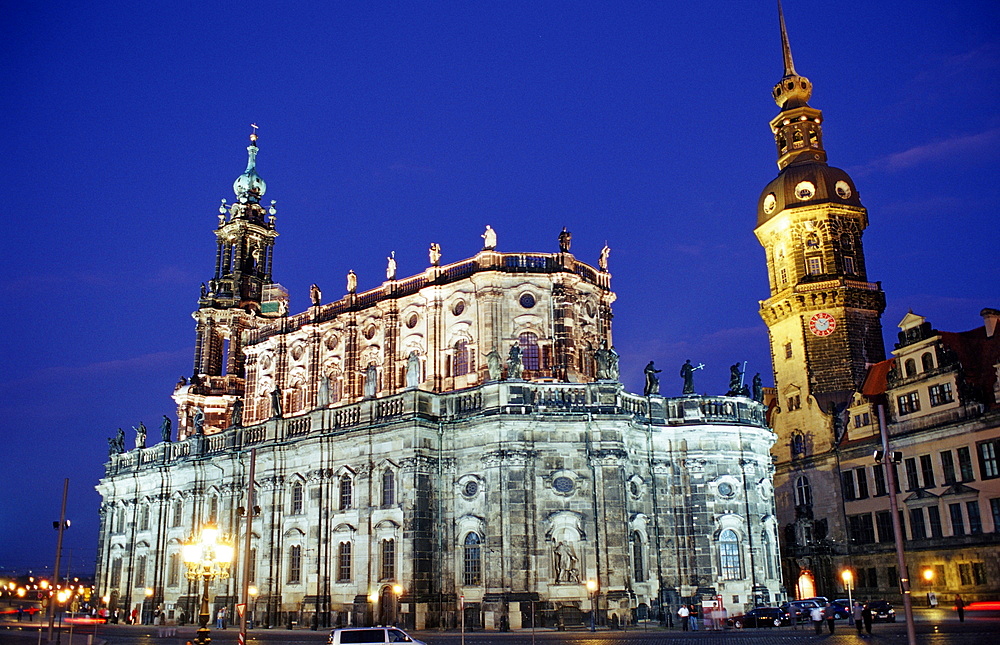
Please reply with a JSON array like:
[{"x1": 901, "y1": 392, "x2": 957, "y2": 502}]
[
  {"x1": 763, "y1": 193, "x2": 777, "y2": 214},
  {"x1": 809, "y1": 312, "x2": 837, "y2": 337}
]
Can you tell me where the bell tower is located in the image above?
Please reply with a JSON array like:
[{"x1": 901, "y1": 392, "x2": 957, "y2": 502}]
[
  {"x1": 173, "y1": 130, "x2": 281, "y2": 438},
  {"x1": 754, "y1": 2, "x2": 886, "y2": 590}
]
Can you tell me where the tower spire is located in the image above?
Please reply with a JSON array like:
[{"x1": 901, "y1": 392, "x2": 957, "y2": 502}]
[{"x1": 778, "y1": 0, "x2": 796, "y2": 77}]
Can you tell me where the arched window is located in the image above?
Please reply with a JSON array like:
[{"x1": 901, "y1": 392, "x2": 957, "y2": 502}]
[
  {"x1": 791, "y1": 433, "x2": 805, "y2": 455},
  {"x1": 381, "y1": 470, "x2": 395, "y2": 506},
  {"x1": 116, "y1": 508, "x2": 125, "y2": 533},
  {"x1": 904, "y1": 359, "x2": 917, "y2": 377},
  {"x1": 110, "y1": 557, "x2": 123, "y2": 587},
  {"x1": 172, "y1": 500, "x2": 183, "y2": 527},
  {"x1": 339, "y1": 475, "x2": 353, "y2": 510},
  {"x1": 168, "y1": 552, "x2": 180, "y2": 587},
  {"x1": 453, "y1": 340, "x2": 470, "y2": 377},
  {"x1": 719, "y1": 529, "x2": 741, "y2": 580},
  {"x1": 921, "y1": 352, "x2": 934, "y2": 372},
  {"x1": 519, "y1": 332, "x2": 540, "y2": 371},
  {"x1": 795, "y1": 476, "x2": 812, "y2": 507},
  {"x1": 288, "y1": 545, "x2": 302, "y2": 583},
  {"x1": 209, "y1": 496, "x2": 219, "y2": 522},
  {"x1": 136, "y1": 554, "x2": 147, "y2": 587},
  {"x1": 762, "y1": 530, "x2": 775, "y2": 580},
  {"x1": 291, "y1": 482, "x2": 304, "y2": 515},
  {"x1": 139, "y1": 505, "x2": 150, "y2": 531},
  {"x1": 380, "y1": 539, "x2": 395, "y2": 581},
  {"x1": 463, "y1": 533, "x2": 482, "y2": 586},
  {"x1": 337, "y1": 542, "x2": 352, "y2": 582},
  {"x1": 632, "y1": 531, "x2": 646, "y2": 582}
]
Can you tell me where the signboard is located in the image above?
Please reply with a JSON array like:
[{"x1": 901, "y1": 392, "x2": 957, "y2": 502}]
[{"x1": 236, "y1": 603, "x2": 246, "y2": 618}]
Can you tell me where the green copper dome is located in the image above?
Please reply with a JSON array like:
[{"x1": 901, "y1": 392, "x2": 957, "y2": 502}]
[{"x1": 233, "y1": 133, "x2": 266, "y2": 203}]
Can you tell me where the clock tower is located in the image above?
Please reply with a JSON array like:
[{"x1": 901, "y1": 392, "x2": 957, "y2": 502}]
[{"x1": 754, "y1": 3, "x2": 886, "y2": 592}]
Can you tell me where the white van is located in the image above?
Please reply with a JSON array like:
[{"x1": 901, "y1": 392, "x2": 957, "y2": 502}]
[{"x1": 327, "y1": 627, "x2": 426, "y2": 645}]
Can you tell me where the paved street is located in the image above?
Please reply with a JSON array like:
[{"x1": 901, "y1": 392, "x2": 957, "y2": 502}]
[{"x1": 2, "y1": 610, "x2": 998, "y2": 645}]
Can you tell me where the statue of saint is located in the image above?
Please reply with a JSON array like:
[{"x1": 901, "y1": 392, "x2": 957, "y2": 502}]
[
  {"x1": 429, "y1": 242, "x2": 441, "y2": 266},
  {"x1": 405, "y1": 351, "x2": 421, "y2": 388},
  {"x1": 317, "y1": 376, "x2": 330, "y2": 407},
  {"x1": 270, "y1": 388, "x2": 283, "y2": 418},
  {"x1": 230, "y1": 399, "x2": 244, "y2": 427},
  {"x1": 558, "y1": 227, "x2": 572, "y2": 252},
  {"x1": 553, "y1": 541, "x2": 580, "y2": 583},
  {"x1": 346, "y1": 270, "x2": 357, "y2": 294},
  {"x1": 193, "y1": 407, "x2": 205, "y2": 434},
  {"x1": 594, "y1": 341, "x2": 611, "y2": 380},
  {"x1": 200, "y1": 282, "x2": 207, "y2": 297},
  {"x1": 728, "y1": 362, "x2": 744, "y2": 396},
  {"x1": 386, "y1": 251, "x2": 397, "y2": 280},
  {"x1": 607, "y1": 346, "x2": 620, "y2": 380},
  {"x1": 134, "y1": 422, "x2": 147, "y2": 450},
  {"x1": 485, "y1": 347, "x2": 502, "y2": 381},
  {"x1": 364, "y1": 364, "x2": 378, "y2": 398},
  {"x1": 310, "y1": 283, "x2": 322, "y2": 306},
  {"x1": 175, "y1": 375, "x2": 187, "y2": 390},
  {"x1": 679, "y1": 359, "x2": 705, "y2": 395},
  {"x1": 160, "y1": 415, "x2": 172, "y2": 443},
  {"x1": 107, "y1": 436, "x2": 118, "y2": 457},
  {"x1": 481, "y1": 225, "x2": 497, "y2": 250},
  {"x1": 506, "y1": 343, "x2": 523, "y2": 380},
  {"x1": 752, "y1": 373, "x2": 764, "y2": 403},
  {"x1": 643, "y1": 361, "x2": 662, "y2": 396},
  {"x1": 598, "y1": 244, "x2": 611, "y2": 272}
]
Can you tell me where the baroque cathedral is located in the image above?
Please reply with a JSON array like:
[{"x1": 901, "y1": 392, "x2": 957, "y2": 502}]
[{"x1": 87, "y1": 14, "x2": 834, "y2": 634}]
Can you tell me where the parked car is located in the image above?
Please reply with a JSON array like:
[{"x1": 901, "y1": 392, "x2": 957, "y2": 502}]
[
  {"x1": 729, "y1": 606, "x2": 790, "y2": 629},
  {"x1": 827, "y1": 599, "x2": 852, "y2": 619},
  {"x1": 865, "y1": 600, "x2": 896, "y2": 622},
  {"x1": 328, "y1": 627, "x2": 426, "y2": 645},
  {"x1": 779, "y1": 599, "x2": 822, "y2": 623}
]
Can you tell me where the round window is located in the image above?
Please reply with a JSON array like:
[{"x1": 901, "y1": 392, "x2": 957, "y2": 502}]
[
  {"x1": 463, "y1": 480, "x2": 479, "y2": 497},
  {"x1": 794, "y1": 180, "x2": 816, "y2": 201},
  {"x1": 406, "y1": 313, "x2": 418, "y2": 329},
  {"x1": 363, "y1": 325, "x2": 376, "y2": 340},
  {"x1": 519, "y1": 293, "x2": 536, "y2": 309},
  {"x1": 629, "y1": 480, "x2": 640, "y2": 497},
  {"x1": 718, "y1": 482, "x2": 735, "y2": 498},
  {"x1": 452, "y1": 300, "x2": 466, "y2": 316},
  {"x1": 553, "y1": 476, "x2": 574, "y2": 493}
]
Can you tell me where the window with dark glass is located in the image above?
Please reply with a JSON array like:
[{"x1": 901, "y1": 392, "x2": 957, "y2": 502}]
[
  {"x1": 904, "y1": 359, "x2": 917, "y2": 377},
  {"x1": 136, "y1": 555, "x2": 147, "y2": 587},
  {"x1": 289, "y1": 545, "x2": 302, "y2": 583},
  {"x1": 168, "y1": 553, "x2": 180, "y2": 586},
  {"x1": 382, "y1": 470, "x2": 396, "y2": 506},
  {"x1": 967, "y1": 501, "x2": 983, "y2": 534},
  {"x1": 928, "y1": 506, "x2": 943, "y2": 538},
  {"x1": 905, "y1": 458, "x2": 920, "y2": 490},
  {"x1": 172, "y1": 500, "x2": 183, "y2": 527},
  {"x1": 909, "y1": 508, "x2": 927, "y2": 540},
  {"x1": 795, "y1": 476, "x2": 812, "y2": 507},
  {"x1": 919, "y1": 455, "x2": 935, "y2": 488},
  {"x1": 291, "y1": 483, "x2": 303, "y2": 515},
  {"x1": 210, "y1": 496, "x2": 219, "y2": 522},
  {"x1": 719, "y1": 529, "x2": 741, "y2": 580},
  {"x1": 381, "y1": 539, "x2": 395, "y2": 581},
  {"x1": 519, "y1": 332, "x2": 540, "y2": 371},
  {"x1": 897, "y1": 391, "x2": 920, "y2": 415},
  {"x1": 929, "y1": 383, "x2": 953, "y2": 407},
  {"x1": 849, "y1": 513, "x2": 877, "y2": 545},
  {"x1": 874, "y1": 511, "x2": 893, "y2": 543},
  {"x1": 941, "y1": 451, "x2": 957, "y2": 485},
  {"x1": 337, "y1": 542, "x2": 352, "y2": 582},
  {"x1": 842, "y1": 471, "x2": 856, "y2": 501},
  {"x1": 453, "y1": 340, "x2": 470, "y2": 377},
  {"x1": 463, "y1": 533, "x2": 482, "y2": 586},
  {"x1": 140, "y1": 505, "x2": 150, "y2": 531},
  {"x1": 632, "y1": 532, "x2": 646, "y2": 582},
  {"x1": 959, "y1": 563, "x2": 972, "y2": 586},
  {"x1": 873, "y1": 464, "x2": 887, "y2": 496},
  {"x1": 921, "y1": 352, "x2": 934, "y2": 371},
  {"x1": 973, "y1": 562, "x2": 987, "y2": 585},
  {"x1": 110, "y1": 558, "x2": 122, "y2": 587},
  {"x1": 958, "y1": 446, "x2": 975, "y2": 481},
  {"x1": 339, "y1": 475, "x2": 352, "y2": 510},
  {"x1": 991, "y1": 498, "x2": 1000, "y2": 533},
  {"x1": 950, "y1": 503, "x2": 965, "y2": 536},
  {"x1": 843, "y1": 256, "x2": 856, "y2": 275},
  {"x1": 979, "y1": 440, "x2": 1000, "y2": 479},
  {"x1": 855, "y1": 468, "x2": 869, "y2": 499}
]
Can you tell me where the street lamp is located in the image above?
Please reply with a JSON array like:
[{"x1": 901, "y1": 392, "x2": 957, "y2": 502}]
[
  {"x1": 392, "y1": 585, "x2": 403, "y2": 627},
  {"x1": 841, "y1": 570, "x2": 854, "y2": 620},
  {"x1": 182, "y1": 524, "x2": 234, "y2": 645},
  {"x1": 923, "y1": 568, "x2": 937, "y2": 607},
  {"x1": 586, "y1": 580, "x2": 599, "y2": 632},
  {"x1": 248, "y1": 585, "x2": 258, "y2": 629}
]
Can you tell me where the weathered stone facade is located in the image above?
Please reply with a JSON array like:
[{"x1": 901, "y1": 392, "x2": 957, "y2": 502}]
[{"x1": 95, "y1": 134, "x2": 782, "y2": 629}]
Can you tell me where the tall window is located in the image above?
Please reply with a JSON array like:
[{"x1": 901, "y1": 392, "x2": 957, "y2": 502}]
[
  {"x1": 967, "y1": 501, "x2": 983, "y2": 534},
  {"x1": 381, "y1": 539, "x2": 395, "y2": 581},
  {"x1": 209, "y1": 496, "x2": 219, "y2": 522},
  {"x1": 337, "y1": 542, "x2": 352, "y2": 582},
  {"x1": 519, "y1": 332, "x2": 540, "y2": 371},
  {"x1": 958, "y1": 447, "x2": 975, "y2": 482},
  {"x1": 291, "y1": 483, "x2": 304, "y2": 515},
  {"x1": 453, "y1": 340, "x2": 470, "y2": 377},
  {"x1": 463, "y1": 533, "x2": 482, "y2": 586},
  {"x1": 904, "y1": 458, "x2": 920, "y2": 490},
  {"x1": 921, "y1": 352, "x2": 935, "y2": 371},
  {"x1": 339, "y1": 475, "x2": 353, "y2": 510},
  {"x1": 631, "y1": 532, "x2": 646, "y2": 582},
  {"x1": 806, "y1": 257, "x2": 822, "y2": 275},
  {"x1": 929, "y1": 383, "x2": 953, "y2": 407},
  {"x1": 950, "y1": 503, "x2": 965, "y2": 536},
  {"x1": 941, "y1": 451, "x2": 957, "y2": 485},
  {"x1": 172, "y1": 500, "x2": 183, "y2": 527},
  {"x1": 991, "y1": 498, "x2": 1000, "y2": 533},
  {"x1": 873, "y1": 464, "x2": 887, "y2": 496},
  {"x1": 136, "y1": 555, "x2": 147, "y2": 587},
  {"x1": 979, "y1": 440, "x2": 1000, "y2": 479},
  {"x1": 795, "y1": 476, "x2": 812, "y2": 507},
  {"x1": 718, "y1": 529, "x2": 741, "y2": 580},
  {"x1": 920, "y1": 455, "x2": 936, "y2": 488},
  {"x1": 904, "y1": 359, "x2": 917, "y2": 377},
  {"x1": 843, "y1": 256, "x2": 856, "y2": 275},
  {"x1": 842, "y1": 470, "x2": 857, "y2": 501},
  {"x1": 928, "y1": 506, "x2": 943, "y2": 538},
  {"x1": 855, "y1": 468, "x2": 869, "y2": 499},
  {"x1": 110, "y1": 558, "x2": 122, "y2": 587},
  {"x1": 288, "y1": 545, "x2": 302, "y2": 583},
  {"x1": 909, "y1": 508, "x2": 927, "y2": 540},
  {"x1": 762, "y1": 531, "x2": 774, "y2": 579},
  {"x1": 382, "y1": 470, "x2": 396, "y2": 506},
  {"x1": 168, "y1": 553, "x2": 180, "y2": 586},
  {"x1": 139, "y1": 505, "x2": 150, "y2": 531}
]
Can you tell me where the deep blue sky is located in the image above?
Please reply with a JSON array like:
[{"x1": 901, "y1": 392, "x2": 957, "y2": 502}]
[{"x1": 2, "y1": 1, "x2": 997, "y2": 576}]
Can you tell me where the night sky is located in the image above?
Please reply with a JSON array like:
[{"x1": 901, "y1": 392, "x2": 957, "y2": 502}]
[{"x1": 3, "y1": 1, "x2": 997, "y2": 577}]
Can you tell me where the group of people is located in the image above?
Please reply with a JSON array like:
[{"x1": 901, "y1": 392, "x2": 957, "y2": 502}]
[
  {"x1": 808, "y1": 601, "x2": 874, "y2": 635},
  {"x1": 675, "y1": 604, "x2": 727, "y2": 631}
]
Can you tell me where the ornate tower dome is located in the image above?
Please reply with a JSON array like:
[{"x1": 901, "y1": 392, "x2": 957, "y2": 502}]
[{"x1": 233, "y1": 131, "x2": 267, "y2": 203}]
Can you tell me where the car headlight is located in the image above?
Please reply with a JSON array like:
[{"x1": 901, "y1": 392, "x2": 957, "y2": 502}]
[{"x1": 887, "y1": 609, "x2": 895, "y2": 614}]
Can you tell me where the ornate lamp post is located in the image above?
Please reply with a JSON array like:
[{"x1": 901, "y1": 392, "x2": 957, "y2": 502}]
[
  {"x1": 841, "y1": 570, "x2": 853, "y2": 623},
  {"x1": 586, "y1": 579, "x2": 599, "y2": 632},
  {"x1": 182, "y1": 524, "x2": 234, "y2": 645}
]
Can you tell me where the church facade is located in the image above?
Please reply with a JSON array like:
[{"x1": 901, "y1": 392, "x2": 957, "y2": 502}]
[{"x1": 94, "y1": 131, "x2": 782, "y2": 629}]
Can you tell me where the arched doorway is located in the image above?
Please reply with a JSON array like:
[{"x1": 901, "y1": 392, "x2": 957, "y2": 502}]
[
  {"x1": 379, "y1": 586, "x2": 395, "y2": 626},
  {"x1": 796, "y1": 570, "x2": 816, "y2": 599}
]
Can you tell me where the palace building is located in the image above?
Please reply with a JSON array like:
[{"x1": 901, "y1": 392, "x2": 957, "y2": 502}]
[
  {"x1": 94, "y1": 129, "x2": 781, "y2": 629},
  {"x1": 756, "y1": 7, "x2": 1000, "y2": 602}
]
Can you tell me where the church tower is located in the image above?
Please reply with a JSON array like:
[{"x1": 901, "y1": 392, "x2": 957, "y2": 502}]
[
  {"x1": 173, "y1": 130, "x2": 282, "y2": 438},
  {"x1": 754, "y1": 3, "x2": 886, "y2": 593}
]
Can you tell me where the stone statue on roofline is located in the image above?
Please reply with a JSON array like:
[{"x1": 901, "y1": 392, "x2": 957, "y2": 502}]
[
  {"x1": 310, "y1": 283, "x2": 321, "y2": 307},
  {"x1": 643, "y1": 361, "x2": 662, "y2": 396},
  {"x1": 558, "y1": 227, "x2": 572, "y2": 253},
  {"x1": 429, "y1": 242, "x2": 441, "y2": 266},
  {"x1": 386, "y1": 252, "x2": 397, "y2": 281},
  {"x1": 482, "y1": 225, "x2": 497, "y2": 250},
  {"x1": 680, "y1": 359, "x2": 705, "y2": 395},
  {"x1": 160, "y1": 415, "x2": 172, "y2": 443},
  {"x1": 598, "y1": 244, "x2": 610, "y2": 272},
  {"x1": 506, "y1": 343, "x2": 523, "y2": 380},
  {"x1": 405, "y1": 351, "x2": 421, "y2": 388},
  {"x1": 485, "y1": 347, "x2": 502, "y2": 381},
  {"x1": 347, "y1": 270, "x2": 357, "y2": 294},
  {"x1": 134, "y1": 422, "x2": 147, "y2": 450}
]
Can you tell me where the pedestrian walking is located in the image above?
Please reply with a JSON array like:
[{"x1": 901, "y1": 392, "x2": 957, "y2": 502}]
[
  {"x1": 689, "y1": 605, "x2": 699, "y2": 631},
  {"x1": 852, "y1": 601, "x2": 864, "y2": 635},
  {"x1": 955, "y1": 595, "x2": 965, "y2": 622},
  {"x1": 810, "y1": 605, "x2": 824, "y2": 634},
  {"x1": 824, "y1": 602, "x2": 837, "y2": 633},
  {"x1": 677, "y1": 604, "x2": 689, "y2": 631},
  {"x1": 862, "y1": 603, "x2": 873, "y2": 635}
]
